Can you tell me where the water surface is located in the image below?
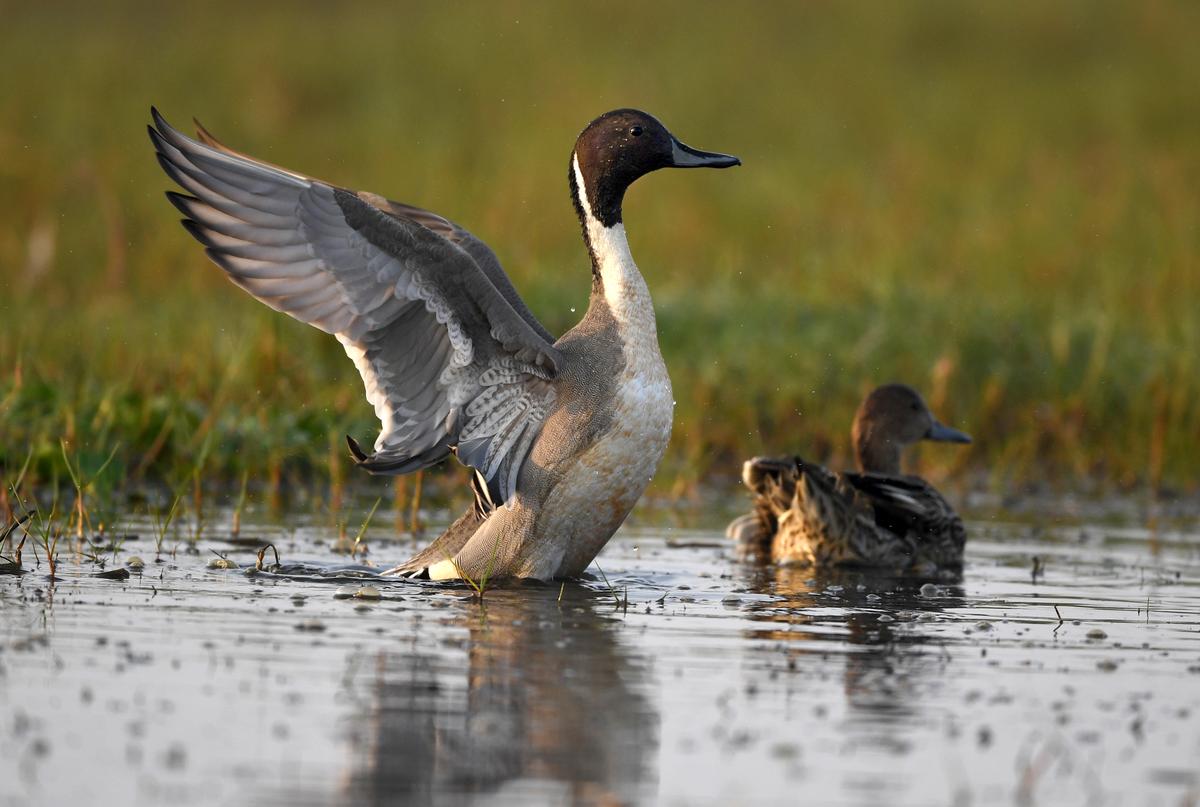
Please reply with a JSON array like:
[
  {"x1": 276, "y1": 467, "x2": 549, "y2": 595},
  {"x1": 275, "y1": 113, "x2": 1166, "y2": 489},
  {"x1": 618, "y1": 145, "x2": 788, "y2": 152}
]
[{"x1": 2, "y1": 503, "x2": 1198, "y2": 806}]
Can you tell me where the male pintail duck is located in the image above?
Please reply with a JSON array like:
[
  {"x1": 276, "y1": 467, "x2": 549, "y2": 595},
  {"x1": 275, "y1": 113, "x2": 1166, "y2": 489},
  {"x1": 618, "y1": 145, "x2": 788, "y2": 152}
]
[
  {"x1": 149, "y1": 107, "x2": 738, "y2": 581},
  {"x1": 727, "y1": 384, "x2": 971, "y2": 573}
]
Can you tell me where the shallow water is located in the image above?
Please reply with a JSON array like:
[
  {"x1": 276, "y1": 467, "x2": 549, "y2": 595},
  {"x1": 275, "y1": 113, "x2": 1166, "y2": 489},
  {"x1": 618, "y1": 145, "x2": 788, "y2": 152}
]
[{"x1": 2, "y1": 503, "x2": 1198, "y2": 807}]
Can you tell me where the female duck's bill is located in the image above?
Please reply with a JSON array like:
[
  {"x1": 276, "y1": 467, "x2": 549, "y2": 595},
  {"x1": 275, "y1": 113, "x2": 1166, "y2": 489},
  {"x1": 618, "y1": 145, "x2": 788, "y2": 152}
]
[{"x1": 927, "y1": 420, "x2": 972, "y2": 444}]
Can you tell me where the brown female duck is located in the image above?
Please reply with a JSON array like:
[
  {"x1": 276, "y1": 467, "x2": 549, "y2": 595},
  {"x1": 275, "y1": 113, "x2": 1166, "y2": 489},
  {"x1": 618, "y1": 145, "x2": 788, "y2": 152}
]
[{"x1": 727, "y1": 384, "x2": 972, "y2": 573}]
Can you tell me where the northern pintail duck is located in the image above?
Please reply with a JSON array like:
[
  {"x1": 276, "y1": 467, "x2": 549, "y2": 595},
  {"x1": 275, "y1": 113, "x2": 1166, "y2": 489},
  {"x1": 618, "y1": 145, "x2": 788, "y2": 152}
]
[
  {"x1": 149, "y1": 107, "x2": 738, "y2": 581},
  {"x1": 727, "y1": 384, "x2": 971, "y2": 572}
]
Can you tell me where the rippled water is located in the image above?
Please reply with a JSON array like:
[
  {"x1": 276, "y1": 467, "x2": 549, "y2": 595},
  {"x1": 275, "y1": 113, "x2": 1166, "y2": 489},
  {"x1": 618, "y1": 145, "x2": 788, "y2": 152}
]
[{"x1": 1, "y1": 503, "x2": 1198, "y2": 806}]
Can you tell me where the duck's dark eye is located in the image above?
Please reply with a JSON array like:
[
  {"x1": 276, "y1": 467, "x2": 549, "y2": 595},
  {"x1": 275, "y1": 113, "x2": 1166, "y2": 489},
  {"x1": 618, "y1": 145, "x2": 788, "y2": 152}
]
[{"x1": 630, "y1": 125, "x2": 643, "y2": 137}]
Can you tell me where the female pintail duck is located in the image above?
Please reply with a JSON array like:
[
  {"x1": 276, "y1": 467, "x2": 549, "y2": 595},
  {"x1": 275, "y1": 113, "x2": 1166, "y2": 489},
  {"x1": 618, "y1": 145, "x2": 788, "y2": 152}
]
[
  {"x1": 149, "y1": 107, "x2": 738, "y2": 582},
  {"x1": 727, "y1": 384, "x2": 971, "y2": 572}
]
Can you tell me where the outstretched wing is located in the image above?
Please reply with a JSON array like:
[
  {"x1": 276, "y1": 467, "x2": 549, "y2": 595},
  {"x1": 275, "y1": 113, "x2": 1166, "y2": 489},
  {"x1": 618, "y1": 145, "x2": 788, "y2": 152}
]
[
  {"x1": 190, "y1": 118, "x2": 556, "y2": 348},
  {"x1": 150, "y1": 108, "x2": 561, "y2": 504}
]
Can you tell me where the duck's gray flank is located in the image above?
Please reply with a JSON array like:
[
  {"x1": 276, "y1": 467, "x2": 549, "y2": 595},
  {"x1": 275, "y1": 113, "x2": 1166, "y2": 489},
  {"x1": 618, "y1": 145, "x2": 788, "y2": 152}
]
[{"x1": 149, "y1": 106, "x2": 739, "y2": 580}]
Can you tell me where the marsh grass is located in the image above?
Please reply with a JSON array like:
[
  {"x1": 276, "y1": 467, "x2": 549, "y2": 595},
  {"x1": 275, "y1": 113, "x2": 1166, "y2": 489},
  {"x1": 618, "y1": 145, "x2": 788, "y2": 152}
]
[
  {"x1": 59, "y1": 439, "x2": 119, "y2": 540},
  {"x1": 21, "y1": 501, "x2": 62, "y2": 581},
  {"x1": 349, "y1": 496, "x2": 382, "y2": 561},
  {"x1": 0, "y1": 512, "x2": 31, "y2": 572},
  {"x1": 230, "y1": 470, "x2": 249, "y2": 539},
  {"x1": 1, "y1": 1, "x2": 1198, "y2": 503},
  {"x1": 152, "y1": 492, "x2": 183, "y2": 561},
  {"x1": 590, "y1": 562, "x2": 628, "y2": 610},
  {"x1": 447, "y1": 529, "x2": 506, "y2": 601}
]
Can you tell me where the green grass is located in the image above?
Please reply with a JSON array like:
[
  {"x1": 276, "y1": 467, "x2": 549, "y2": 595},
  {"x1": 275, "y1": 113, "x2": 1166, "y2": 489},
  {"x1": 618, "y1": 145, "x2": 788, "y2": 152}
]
[{"x1": 2, "y1": 0, "x2": 1199, "y2": 509}]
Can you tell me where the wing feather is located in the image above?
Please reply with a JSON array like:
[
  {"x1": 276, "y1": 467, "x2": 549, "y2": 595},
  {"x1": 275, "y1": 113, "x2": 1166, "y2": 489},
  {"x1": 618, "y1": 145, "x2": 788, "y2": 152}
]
[
  {"x1": 150, "y1": 107, "x2": 561, "y2": 504},
  {"x1": 845, "y1": 472, "x2": 962, "y2": 543}
]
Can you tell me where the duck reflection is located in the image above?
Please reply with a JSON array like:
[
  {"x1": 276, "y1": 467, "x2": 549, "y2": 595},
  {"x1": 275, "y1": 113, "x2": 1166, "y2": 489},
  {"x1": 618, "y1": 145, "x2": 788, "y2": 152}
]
[
  {"x1": 340, "y1": 584, "x2": 657, "y2": 807},
  {"x1": 740, "y1": 563, "x2": 964, "y2": 726}
]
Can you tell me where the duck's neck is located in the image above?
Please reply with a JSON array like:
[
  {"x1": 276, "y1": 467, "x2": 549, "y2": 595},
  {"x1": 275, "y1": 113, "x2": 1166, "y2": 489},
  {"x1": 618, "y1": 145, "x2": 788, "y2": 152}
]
[
  {"x1": 854, "y1": 433, "x2": 903, "y2": 476},
  {"x1": 571, "y1": 154, "x2": 657, "y2": 332}
]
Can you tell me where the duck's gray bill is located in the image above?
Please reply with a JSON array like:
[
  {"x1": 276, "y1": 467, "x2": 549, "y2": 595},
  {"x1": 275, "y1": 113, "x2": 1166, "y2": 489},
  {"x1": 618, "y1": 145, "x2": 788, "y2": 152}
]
[
  {"x1": 670, "y1": 139, "x2": 741, "y2": 168},
  {"x1": 926, "y1": 421, "x2": 972, "y2": 444}
]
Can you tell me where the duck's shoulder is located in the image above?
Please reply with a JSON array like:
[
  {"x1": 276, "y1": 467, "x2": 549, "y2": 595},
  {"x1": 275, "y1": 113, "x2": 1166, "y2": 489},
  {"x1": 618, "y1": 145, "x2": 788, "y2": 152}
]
[{"x1": 844, "y1": 472, "x2": 962, "y2": 535}]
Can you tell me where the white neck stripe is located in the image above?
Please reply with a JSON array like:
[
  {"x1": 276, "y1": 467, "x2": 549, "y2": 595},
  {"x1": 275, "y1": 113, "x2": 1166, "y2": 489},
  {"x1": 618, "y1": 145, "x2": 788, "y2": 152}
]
[
  {"x1": 571, "y1": 153, "x2": 593, "y2": 221},
  {"x1": 572, "y1": 154, "x2": 655, "y2": 333}
]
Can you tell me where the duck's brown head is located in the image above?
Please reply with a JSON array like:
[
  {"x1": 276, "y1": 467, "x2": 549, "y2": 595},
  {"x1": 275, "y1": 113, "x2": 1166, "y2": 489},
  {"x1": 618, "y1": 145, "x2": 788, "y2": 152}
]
[{"x1": 851, "y1": 384, "x2": 971, "y2": 475}]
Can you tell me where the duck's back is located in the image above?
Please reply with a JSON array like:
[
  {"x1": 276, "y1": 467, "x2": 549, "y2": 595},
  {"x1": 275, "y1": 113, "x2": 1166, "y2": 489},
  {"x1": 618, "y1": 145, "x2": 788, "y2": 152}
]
[
  {"x1": 776, "y1": 460, "x2": 911, "y2": 568},
  {"x1": 841, "y1": 472, "x2": 966, "y2": 569}
]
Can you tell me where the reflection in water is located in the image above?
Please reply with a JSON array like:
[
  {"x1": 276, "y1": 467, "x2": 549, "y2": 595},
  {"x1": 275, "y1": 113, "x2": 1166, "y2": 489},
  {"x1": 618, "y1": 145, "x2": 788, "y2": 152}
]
[
  {"x1": 740, "y1": 565, "x2": 965, "y2": 743},
  {"x1": 340, "y1": 586, "x2": 658, "y2": 806},
  {"x1": 6, "y1": 513, "x2": 1200, "y2": 807}
]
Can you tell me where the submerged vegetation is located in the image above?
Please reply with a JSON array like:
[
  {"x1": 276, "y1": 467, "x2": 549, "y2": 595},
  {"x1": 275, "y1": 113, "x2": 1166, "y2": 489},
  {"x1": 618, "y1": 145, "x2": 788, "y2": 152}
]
[{"x1": 1, "y1": 0, "x2": 1199, "y2": 514}]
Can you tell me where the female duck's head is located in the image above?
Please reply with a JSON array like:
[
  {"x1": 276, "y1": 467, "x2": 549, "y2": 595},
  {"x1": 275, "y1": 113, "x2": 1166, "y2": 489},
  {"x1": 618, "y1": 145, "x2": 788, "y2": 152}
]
[
  {"x1": 851, "y1": 384, "x2": 971, "y2": 475},
  {"x1": 570, "y1": 109, "x2": 740, "y2": 229}
]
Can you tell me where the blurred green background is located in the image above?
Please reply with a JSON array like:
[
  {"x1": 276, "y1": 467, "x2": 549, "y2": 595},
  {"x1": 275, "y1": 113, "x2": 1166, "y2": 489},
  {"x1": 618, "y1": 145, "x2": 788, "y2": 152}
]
[{"x1": 2, "y1": 0, "x2": 1198, "y2": 505}]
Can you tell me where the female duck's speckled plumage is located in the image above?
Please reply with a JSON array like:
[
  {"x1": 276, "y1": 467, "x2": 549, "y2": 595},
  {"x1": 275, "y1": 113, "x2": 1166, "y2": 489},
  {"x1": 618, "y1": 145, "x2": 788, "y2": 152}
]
[
  {"x1": 728, "y1": 384, "x2": 972, "y2": 573},
  {"x1": 150, "y1": 107, "x2": 738, "y2": 581}
]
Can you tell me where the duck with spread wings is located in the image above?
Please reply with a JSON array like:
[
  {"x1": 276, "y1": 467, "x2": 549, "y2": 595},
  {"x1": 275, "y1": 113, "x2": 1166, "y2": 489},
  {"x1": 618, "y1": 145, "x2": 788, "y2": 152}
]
[{"x1": 149, "y1": 107, "x2": 738, "y2": 581}]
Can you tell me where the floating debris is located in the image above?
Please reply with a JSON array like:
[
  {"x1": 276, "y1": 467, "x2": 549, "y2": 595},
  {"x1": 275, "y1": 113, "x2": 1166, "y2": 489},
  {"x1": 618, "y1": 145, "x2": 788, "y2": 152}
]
[
  {"x1": 206, "y1": 556, "x2": 238, "y2": 570},
  {"x1": 770, "y1": 742, "x2": 801, "y2": 760},
  {"x1": 1086, "y1": 628, "x2": 1108, "y2": 640},
  {"x1": 95, "y1": 567, "x2": 130, "y2": 580},
  {"x1": 256, "y1": 543, "x2": 281, "y2": 572},
  {"x1": 164, "y1": 743, "x2": 187, "y2": 770},
  {"x1": 294, "y1": 619, "x2": 326, "y2": 633}
]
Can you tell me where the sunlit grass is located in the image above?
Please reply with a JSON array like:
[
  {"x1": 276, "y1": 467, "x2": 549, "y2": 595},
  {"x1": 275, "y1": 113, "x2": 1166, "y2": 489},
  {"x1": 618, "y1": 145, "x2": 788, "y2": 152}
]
[{"x1": 1, "y1": 0, "x2": 1198, "y2": 507}]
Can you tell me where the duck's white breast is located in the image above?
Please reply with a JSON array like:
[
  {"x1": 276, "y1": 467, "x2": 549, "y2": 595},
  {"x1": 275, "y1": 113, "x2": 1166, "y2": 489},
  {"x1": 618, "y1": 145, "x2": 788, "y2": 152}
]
[
  {"x1": 521, "y1": 213, "x2": 674, "y2": 579},
  {"x1": 533, "y1": 346, "x2": 672, "y2": 578}
]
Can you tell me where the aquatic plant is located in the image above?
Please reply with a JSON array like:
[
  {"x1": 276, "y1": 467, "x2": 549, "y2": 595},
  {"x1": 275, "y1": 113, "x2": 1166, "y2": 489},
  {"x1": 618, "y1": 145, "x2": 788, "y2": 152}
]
[
  {"x1": 152, "y1": 492, "x2": 183, "y2": 560},
  {"x1": 591, "y1": 562, "x2": 628, "y2": 610},
  {"x1": 254, "y1": 543, "x2": 281, "y2": 572},
  {"x1": 20, "y1": 501, "x2": 62, "y2": 581},
  {"x1": 230, "y1": 470, "x2": 249, "y2": 539},
  {"x1": 0, "y1": 512, "x2": 31, "y2": 573},
  {"x1": 350, "y1": 496, "x2": 381, "y2": 561},
  {"x1": 446, "y1": 530, "x2": 505, "y2": 601},
  {"x1": 59, "y1": 439, "x2": 119, "y2": 541}
]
